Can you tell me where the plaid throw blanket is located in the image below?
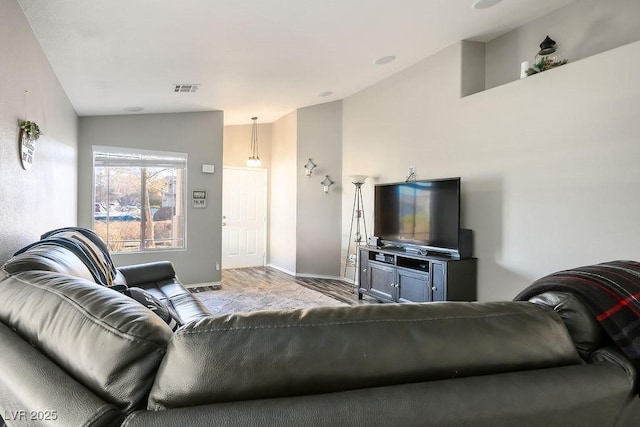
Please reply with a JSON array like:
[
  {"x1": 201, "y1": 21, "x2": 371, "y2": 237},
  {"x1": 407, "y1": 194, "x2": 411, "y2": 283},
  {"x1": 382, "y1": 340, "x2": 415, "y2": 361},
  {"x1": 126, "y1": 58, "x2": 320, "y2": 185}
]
[{"x1": 515, "y1": 260, "x2": 640, "y2": 372}]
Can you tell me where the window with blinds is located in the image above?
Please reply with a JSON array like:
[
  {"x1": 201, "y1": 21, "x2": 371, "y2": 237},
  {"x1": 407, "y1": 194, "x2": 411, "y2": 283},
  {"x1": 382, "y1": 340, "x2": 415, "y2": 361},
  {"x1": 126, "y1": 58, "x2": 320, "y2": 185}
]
[{"x1": 92, "y1": 146, "x2": 187, "y2": 252}]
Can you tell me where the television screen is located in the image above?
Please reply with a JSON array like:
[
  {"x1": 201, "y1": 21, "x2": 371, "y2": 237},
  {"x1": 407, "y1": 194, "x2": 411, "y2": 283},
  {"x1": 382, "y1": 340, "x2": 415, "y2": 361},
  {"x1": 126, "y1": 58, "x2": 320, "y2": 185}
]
[{"x1": 374, "y1": 178, "x2": 460, "y2": 252}]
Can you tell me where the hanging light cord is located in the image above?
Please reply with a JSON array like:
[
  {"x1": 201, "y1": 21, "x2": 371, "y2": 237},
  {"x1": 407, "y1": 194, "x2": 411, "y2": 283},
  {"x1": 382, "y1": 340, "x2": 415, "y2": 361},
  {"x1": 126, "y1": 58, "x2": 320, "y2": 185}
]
[{"x1": 251, "y1": 116, "x2": 259, "y2": 160}]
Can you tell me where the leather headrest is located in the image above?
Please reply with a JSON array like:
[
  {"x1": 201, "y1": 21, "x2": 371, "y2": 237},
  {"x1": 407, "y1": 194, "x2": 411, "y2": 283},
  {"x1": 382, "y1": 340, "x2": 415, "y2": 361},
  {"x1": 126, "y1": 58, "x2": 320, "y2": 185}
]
[
  {"x1": 0, "y1": 270, "x2": 173, "y2": 412},
  {"x1": 149, "y1": 301, "x2": 581, "y2": 409}
]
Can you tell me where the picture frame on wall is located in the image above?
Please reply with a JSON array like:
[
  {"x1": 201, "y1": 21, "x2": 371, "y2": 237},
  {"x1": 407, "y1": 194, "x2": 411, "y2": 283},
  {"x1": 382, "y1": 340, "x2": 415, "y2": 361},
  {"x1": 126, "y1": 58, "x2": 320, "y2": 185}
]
[{"x1": 192, "y1": 190, "x2": 207, "y2": 208}]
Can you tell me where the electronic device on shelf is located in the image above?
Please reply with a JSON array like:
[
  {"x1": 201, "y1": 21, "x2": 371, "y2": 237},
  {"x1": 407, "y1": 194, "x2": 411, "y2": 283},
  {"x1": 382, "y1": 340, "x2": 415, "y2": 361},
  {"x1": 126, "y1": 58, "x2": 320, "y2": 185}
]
[
  {"x1": 368, "y1": 236, "x2": 382, "y2": 247},
  {"x1": 373, "y1": 177, "x2": 472, "y2": 259}
]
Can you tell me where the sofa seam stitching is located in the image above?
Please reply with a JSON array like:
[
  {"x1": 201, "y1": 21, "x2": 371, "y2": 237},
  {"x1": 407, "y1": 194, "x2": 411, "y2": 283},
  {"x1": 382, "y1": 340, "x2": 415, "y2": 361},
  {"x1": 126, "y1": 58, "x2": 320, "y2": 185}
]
[{"x1": 177, "y1": 306, "x2": 551, "y2": 336}]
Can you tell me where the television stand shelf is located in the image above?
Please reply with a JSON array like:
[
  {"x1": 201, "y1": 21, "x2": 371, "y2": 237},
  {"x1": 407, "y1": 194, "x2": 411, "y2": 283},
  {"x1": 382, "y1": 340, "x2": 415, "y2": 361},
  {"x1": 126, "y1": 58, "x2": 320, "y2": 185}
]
[{"x1": 358, "y1": 246, "x2": 477, "y2": 303}]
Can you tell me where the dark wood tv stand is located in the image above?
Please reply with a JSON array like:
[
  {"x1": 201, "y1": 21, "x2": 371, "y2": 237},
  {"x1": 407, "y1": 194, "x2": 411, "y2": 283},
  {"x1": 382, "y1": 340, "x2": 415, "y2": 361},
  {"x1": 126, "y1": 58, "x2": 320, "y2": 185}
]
[{"x1": 358, "y1": 246, "x2": 477, "y2": 303}]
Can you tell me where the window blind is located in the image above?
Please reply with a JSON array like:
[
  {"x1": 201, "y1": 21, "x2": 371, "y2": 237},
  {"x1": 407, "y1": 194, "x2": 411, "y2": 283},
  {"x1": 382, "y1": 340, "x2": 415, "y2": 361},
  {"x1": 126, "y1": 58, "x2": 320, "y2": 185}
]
[{"x1": 93, "y1": 146, "x2": 188, "y2": 168}]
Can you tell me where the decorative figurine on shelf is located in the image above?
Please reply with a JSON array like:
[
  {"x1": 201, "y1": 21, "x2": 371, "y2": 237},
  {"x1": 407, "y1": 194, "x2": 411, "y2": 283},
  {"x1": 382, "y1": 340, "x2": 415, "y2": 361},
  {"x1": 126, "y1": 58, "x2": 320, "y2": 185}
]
[
  {"x1": 18, "y1": 120, "x2": 42, "y2": 171},
  {"x1": 526, "y1": 35, "x2": 568, "y2": 76}
]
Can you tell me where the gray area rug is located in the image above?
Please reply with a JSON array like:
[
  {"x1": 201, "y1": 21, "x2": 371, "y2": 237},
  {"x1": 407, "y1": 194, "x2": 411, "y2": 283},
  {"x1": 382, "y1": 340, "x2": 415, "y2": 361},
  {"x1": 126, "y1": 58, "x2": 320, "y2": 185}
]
[{"x1": 194, "y1": 277, "x2": 347, "y2": 315}]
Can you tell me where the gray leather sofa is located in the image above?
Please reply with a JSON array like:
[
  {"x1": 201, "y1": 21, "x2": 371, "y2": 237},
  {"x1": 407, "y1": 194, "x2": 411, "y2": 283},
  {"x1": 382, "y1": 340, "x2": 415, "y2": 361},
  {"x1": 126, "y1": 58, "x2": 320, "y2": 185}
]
[{"x1": 1, "y1": 230, "x2": 639, "y2": 426}]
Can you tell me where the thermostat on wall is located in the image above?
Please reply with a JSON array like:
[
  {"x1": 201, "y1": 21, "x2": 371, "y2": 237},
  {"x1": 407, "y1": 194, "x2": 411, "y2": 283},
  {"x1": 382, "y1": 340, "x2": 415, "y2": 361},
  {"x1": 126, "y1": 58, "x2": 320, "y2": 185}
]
[
  {"x1": 202, "y1": 164, "x2": 215, "y2": 174},
  {"x1": 192, "y1": 190, "x2": 207, "y2": 208}
]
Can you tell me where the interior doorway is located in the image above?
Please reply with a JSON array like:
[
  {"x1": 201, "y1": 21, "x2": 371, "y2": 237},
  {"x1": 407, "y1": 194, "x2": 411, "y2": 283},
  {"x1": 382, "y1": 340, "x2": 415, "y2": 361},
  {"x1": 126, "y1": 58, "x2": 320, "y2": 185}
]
[{"x1": 221, "y1": 167, "x2": 267, "y2": 269}]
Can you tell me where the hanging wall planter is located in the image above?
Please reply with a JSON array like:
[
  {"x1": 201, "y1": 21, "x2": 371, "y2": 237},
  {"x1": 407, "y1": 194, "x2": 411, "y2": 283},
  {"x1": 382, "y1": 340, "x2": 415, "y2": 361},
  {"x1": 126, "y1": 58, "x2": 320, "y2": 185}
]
[{"x1": 18, "y1": 120, "x2": 42, "y2": 170}]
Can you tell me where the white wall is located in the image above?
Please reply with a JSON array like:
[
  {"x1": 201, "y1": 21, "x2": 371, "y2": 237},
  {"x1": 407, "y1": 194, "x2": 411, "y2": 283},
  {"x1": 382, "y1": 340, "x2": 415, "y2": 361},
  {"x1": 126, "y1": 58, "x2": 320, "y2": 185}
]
[
  {"x1": 0, "y1": 0, "x2": 78, "y2": 263},
  {"x1": 296, "y1": 101, "x2": 343, "y2": 277},
  {"x1": 78, "y1": 112, "x2": 223, "y2": 285},
  {"x1": 269, "y1": 111, "x2": 298, "y2": 274},
  {"x1": 343, "y1": 38, "x2": 640, "y2": 301},
  {"x1": 485, "y1": 0, "x2": 640, "y2": 89}
]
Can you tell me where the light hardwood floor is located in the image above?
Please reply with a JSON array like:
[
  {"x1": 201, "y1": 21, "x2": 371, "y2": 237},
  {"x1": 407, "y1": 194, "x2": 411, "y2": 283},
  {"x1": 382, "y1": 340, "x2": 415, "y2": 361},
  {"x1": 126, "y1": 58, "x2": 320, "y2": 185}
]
[{"x1": 221, "y1": 267, "x2": 377, "y2": 306}]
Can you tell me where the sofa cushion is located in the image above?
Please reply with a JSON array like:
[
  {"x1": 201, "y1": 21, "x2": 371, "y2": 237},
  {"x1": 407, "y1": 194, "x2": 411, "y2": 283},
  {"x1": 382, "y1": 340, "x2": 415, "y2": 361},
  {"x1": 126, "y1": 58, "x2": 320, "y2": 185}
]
[
  {"x1": 10, "y1": 237, "x2": 113, "y2": 285},
  {"x1": 3, "y1": 244, "x2": 96, "y2": 283},
  {"x1": 0, "y1": 270, "x2": 173, "y2": 412},
  {"x1": 41, "y1": 227, "x2": 117, "y2": 286},
  {"x1": 148, "y1": 301, "x2": 582, "y2": 410}
]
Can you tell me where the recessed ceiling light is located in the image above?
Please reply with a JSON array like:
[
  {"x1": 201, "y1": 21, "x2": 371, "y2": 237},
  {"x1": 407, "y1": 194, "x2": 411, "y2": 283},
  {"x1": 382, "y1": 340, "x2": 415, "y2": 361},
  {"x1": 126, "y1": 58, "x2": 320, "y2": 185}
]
[
  {"x1": 318, "y1": 91, "x2": 334, "y2": 97},
  {"x1": 123, "y1": 106, "x2": 144, "y2": 112},
  {"x1": 374, "y1": 55, "x2": 396, "y2": 65},
  {"x1": 472, "y1": 0, "x2": 503, "y2": 9}
]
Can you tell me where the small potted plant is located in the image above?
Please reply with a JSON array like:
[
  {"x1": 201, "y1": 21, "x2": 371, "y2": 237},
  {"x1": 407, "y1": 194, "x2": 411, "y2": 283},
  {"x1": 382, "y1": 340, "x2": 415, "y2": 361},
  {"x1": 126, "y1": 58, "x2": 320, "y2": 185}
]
[{"x1": 19, "y1": 120, "x2": 42, "y2": 141}]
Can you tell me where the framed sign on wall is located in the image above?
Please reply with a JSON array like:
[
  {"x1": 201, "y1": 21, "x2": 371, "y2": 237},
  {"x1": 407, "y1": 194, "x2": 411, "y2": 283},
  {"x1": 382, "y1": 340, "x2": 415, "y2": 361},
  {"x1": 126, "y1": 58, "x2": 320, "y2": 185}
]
[
  {"x1": 18, "y1": 120, "x2": 41, "y2": 171},
  {"x1": 192, "y1": 190, "x2": 207, "y2": 208}
]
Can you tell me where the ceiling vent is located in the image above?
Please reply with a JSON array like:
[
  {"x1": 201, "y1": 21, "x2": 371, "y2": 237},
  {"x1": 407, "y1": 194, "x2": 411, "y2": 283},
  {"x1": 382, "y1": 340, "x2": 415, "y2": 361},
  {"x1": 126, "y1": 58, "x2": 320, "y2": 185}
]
[{"x1": 173, "y1": 84, "x2": 200, "y2": 93}]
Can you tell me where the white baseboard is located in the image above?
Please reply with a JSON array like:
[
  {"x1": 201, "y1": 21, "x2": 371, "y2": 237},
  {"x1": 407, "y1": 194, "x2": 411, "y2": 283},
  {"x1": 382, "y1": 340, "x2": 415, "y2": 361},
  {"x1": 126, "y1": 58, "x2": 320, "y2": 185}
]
[
  {"x1": 267, "y1": 264, "x2": 352, "y2": 283},
  {"x1": 266, "y1": 264, "x2": 296, "y2": 277}
]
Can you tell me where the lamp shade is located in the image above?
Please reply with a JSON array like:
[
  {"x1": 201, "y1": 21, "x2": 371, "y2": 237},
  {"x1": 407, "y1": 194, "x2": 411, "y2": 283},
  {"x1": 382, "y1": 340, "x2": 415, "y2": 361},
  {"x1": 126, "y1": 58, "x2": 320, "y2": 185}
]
[{"x1": 350, "y1": 175, "x2": 368, "y2": 184}]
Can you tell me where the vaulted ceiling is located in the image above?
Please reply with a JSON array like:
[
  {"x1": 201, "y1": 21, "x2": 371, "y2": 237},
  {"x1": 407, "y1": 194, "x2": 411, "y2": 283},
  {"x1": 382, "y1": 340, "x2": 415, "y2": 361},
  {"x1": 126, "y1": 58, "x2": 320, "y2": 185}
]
[{"x1": 18, "y1": 0, "x2": 577, "y2": 124}]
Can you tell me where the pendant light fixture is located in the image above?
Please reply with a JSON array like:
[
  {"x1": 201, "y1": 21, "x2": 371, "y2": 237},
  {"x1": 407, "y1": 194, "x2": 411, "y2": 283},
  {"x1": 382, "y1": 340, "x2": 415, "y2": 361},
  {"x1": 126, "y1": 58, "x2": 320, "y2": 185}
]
[{"x1": 247, "y1": 116, "x2": 261, "y2": 167}]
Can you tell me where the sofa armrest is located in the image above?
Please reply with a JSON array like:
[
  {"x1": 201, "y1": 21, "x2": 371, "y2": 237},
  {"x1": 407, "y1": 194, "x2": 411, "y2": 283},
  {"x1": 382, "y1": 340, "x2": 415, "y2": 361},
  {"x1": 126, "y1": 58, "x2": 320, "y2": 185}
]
[
  {"x1": 118, "y1": 261, "x2": 176, "y2": 286},
  {"x1": 589, "y1": 345, "x2": 637, "y2": 390},
  {"x1": 117, "y1": 262, "x2": 210, "y2": 324},
  {"x1": 527, "y1": 291, "x2": 610, "y2": 359}
]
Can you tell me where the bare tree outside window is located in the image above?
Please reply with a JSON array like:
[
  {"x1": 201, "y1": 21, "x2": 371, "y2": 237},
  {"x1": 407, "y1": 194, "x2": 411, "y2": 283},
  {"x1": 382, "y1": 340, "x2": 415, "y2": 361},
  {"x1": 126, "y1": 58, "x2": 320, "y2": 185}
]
[{"x1": 93, "y1": 147, "x2": 187, "y2": 252}]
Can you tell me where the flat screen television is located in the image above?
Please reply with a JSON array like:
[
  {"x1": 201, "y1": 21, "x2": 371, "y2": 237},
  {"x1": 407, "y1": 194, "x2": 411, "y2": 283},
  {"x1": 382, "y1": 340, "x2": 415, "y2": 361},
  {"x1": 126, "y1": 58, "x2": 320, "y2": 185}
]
[{"x1": 374, "y1": 177, "x2": 461, "y2": 256}]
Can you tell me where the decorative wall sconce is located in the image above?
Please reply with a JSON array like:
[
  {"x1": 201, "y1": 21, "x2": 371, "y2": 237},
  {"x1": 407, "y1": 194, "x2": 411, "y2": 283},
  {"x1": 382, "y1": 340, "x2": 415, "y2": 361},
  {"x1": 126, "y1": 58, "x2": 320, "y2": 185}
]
[
  {"x1": 321, "y1": 175, "x2": 334, "y2": 193},
  {"x1": 304, "y1": 158, "x2": 317, "y2": 177}
]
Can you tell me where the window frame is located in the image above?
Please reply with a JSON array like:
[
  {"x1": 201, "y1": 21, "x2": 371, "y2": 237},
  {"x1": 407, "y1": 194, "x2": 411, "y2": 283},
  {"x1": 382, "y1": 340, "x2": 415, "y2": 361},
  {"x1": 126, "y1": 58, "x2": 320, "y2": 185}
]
[{"x1": 92, "y1": 145, "x2": 188, "y2": 253}]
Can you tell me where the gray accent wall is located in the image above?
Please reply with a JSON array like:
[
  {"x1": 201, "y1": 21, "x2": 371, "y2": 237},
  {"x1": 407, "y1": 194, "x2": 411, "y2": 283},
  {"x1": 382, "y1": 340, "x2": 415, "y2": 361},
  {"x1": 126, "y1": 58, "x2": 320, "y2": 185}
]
[
  {"x1": 0, "y1": 0, "x2": 78, "y2": 264},
  {"x1": 78, "y1": 112, "x2": 223, "y2": 285}
]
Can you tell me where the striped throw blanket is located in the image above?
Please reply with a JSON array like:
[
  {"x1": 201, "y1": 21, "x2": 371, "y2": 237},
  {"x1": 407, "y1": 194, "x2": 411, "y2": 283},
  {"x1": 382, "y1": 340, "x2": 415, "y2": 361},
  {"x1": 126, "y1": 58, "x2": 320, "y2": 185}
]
[{"x1": 515, "y1": 260, "x2": 640, "y2": 374}]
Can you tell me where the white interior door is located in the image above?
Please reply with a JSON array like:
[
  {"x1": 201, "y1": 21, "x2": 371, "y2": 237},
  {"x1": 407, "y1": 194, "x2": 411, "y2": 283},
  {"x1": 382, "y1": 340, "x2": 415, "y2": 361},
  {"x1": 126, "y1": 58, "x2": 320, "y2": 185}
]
[{"x1": 222, "y1": 167, "x2": 267, "y2": 269}]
